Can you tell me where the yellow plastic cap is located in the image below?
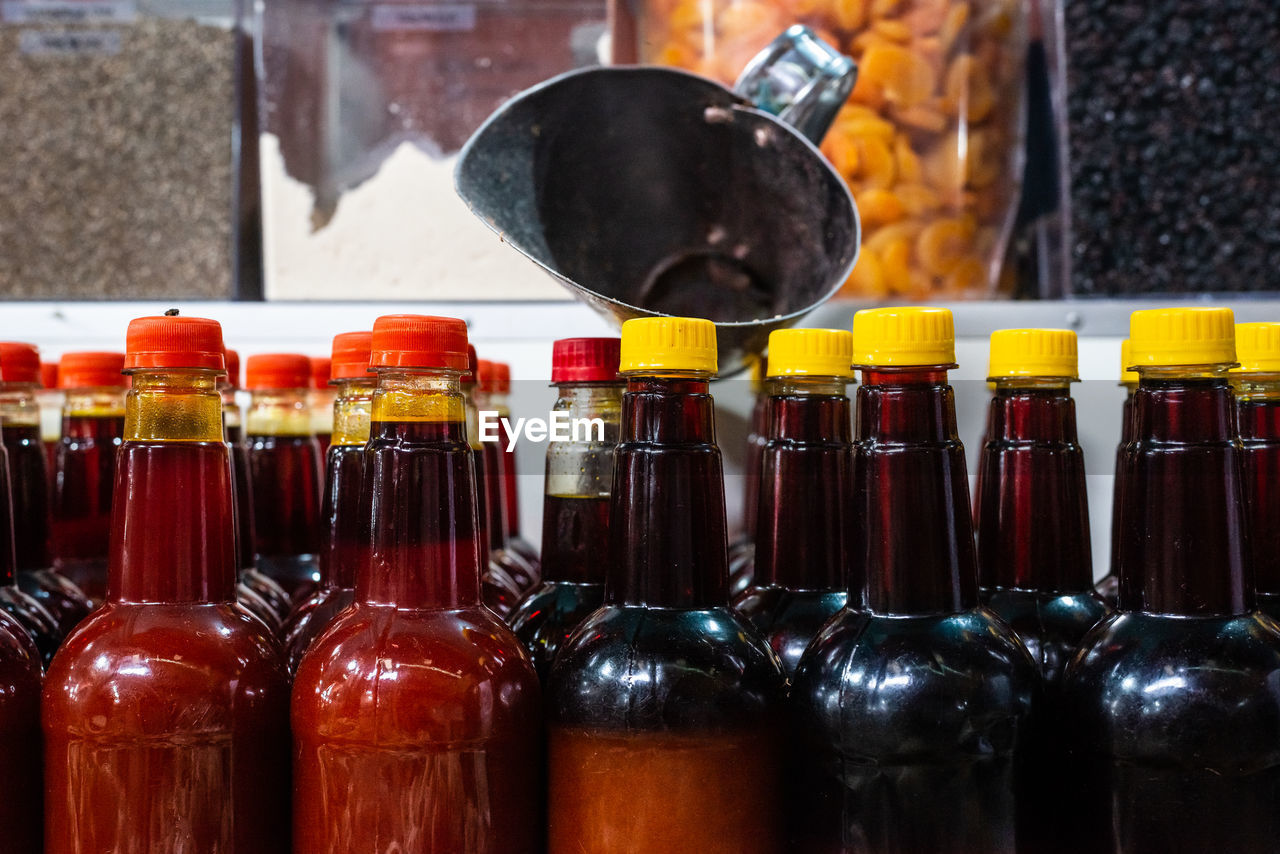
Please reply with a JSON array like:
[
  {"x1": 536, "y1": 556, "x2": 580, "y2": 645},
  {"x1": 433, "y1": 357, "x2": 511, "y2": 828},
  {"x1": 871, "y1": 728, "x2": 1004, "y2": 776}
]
[
  {"x1": 1233, "y1": 323, "x2": 1280, "y2": 373},
  {"x1": 767, "y1": 329, "x2": 854, "y2": 378},
  {"x1": 1128, "y1": 307, "x2": 1236, "y2": 368},
  {"x1": 851, "y1": 307, "x2": 955, "y2": 367},
  {"x1": 619, "y1": 317, "x2": 717, "y2": 374},
  {"x1": 1119, "y1": 340, "x2": 1139, "y2": 386},
  {"x1": 987, "y1": 329, "x2": 1078, "y2": 381}
]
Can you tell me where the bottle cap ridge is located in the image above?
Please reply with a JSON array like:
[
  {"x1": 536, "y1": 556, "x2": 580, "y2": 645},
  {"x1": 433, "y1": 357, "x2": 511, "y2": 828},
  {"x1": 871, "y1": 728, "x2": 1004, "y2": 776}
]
[
  {"x1": 767, "y1": 328, "x2": 854, "y2": 378},
  {"x1": 987, "y1": 329, "x2": 1078, "y2": 381},
  {"x1": 619, "y1": 317, "x2": 717, "y2": 375},
  {"x1": 851, "y1": 307, "x2": 956, "y2": 368}
]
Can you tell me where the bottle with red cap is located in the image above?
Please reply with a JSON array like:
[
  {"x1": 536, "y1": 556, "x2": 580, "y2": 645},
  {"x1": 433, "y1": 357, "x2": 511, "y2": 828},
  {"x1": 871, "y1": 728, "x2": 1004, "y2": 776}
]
[
  {"x1": 293, "y1": 314, "x2": 542, "y2": 852},
  {"x1": 48, "y1": 351, "x2": 127, "y2": 607},
  {"x1": 0, "y1": 342, "x2": 92, "y2": 635},
  {"x1": 509, "y1": 337, "x2": 623, "y2": 683},
  {"x1": 43, "y1": 313, "x2": 290, "y2": 853},
  {"x1": 245, "y1": 353, "x2": 324, "y2": 602},
  {"x1": 491, "y1": 361, "x2": 541, "y2": 571},
  {"x1": 221, "y1": 348, "x2": 292, "y2": 630},
  {"x1": 309, "y1": 356, "x2": 335, "y2": 456},
  {"x1": 37, "y1": 360, "x2": 61, "y2": 478},
  {"x1": 283, "y1": 331, "x2": 374, "y2": 672},
  {"x1": 477, "y1": 357, "x2": 539, "y2": 595}
]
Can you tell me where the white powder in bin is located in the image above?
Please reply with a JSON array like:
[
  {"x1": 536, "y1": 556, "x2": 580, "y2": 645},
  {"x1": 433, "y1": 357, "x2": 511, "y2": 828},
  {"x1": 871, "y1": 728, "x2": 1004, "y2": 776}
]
[{"x1": 260, "y1": 134, "x2": 565, "y2": 300}]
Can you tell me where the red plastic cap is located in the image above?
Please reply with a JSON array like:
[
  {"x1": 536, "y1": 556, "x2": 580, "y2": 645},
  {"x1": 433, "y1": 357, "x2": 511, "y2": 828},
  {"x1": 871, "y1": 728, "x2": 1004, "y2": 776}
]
[
  {"x1": 552, "y1": 337, "x2": 622, "y2": 383},
  {"x1": 125, "y1": 316, "x2": 225, "y2": 372},
  {"x1": 0, "y1": 343, "x2": 41, "y2": 385},
  {"x1": 370, "y1": 314, "x2": 468, "y2": 372},
  {"x1": 58, "y1": 352, "x2": 127, "y2": 389},
  {"x1": 245, "y1": 353, "x2": 312, "y2": 390},
  {"x1": 40, "y1": 362, "x2": 59, "y2": 389},
  {"x1": 493, "y1": 362, "x2": 511, "y2": 393},
  {"x1": 224, "y1": 348, "x2": 241, "y2": 388},
  {"x1": 462, "y1": 344, "x2": 479, "y2": 384},
  {"x1": 310, "y1": 357, "x2": 332, "y2": 390},
  {"x1": 330, "y1": 331, "x2": 373, "y2": 381},
  {"x1": 477, "y1": 359, "x2": 498, "y2": 393}
]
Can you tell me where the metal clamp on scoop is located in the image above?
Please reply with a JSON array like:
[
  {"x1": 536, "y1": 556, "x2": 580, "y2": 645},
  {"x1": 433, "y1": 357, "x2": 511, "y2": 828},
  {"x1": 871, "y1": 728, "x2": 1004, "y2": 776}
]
[{"x1": 456, "y1": 26, "x2": 860, "y2": 374}]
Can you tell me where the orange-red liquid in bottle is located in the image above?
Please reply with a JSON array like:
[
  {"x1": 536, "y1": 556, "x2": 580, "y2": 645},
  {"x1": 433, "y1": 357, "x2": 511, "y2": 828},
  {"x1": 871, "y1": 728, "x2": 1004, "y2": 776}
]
[
  {"x1": 1232, "y1": 323, "x2": 1280, "y2": 620},
  {"x1": 0, "y1": 342, "x2": 92, "y2": 636},
  {"x1": 731, "y1": 329, "x2": 853, "y2": 679},
  {"x1": 293, "y1": 314, "x2": 542, "y2": 853},
  {"x1": 492, "y1": 361, "x2": 541, "y2": 570},
  {"x1": 43, "y1": 314, "x2": 291, "y2": 854},
  {"x1": 1062, "y1": 308, "x2": 1280, "y2": 853},
  {"x1": 284, "y1": 331, "x2": 373, "y2": 672},
  {"x1": 793, "y1": 308, "x2": 1036, "y2": 854},
  {"x1": 50, "y1": 351, "x2": 128, "y2": 607},
  {"x1": 974, "y1": 329, "x2": 1109, "y2": 854},
  {"x1": 245, "y1": 353, "x2": 323, "y2": 602},
  {"x1": 509, "y1": 337, "x2": 623, "y2": 683},
  {"x1": 547, "y1": 317, "x2": 786, "y2": 854}
]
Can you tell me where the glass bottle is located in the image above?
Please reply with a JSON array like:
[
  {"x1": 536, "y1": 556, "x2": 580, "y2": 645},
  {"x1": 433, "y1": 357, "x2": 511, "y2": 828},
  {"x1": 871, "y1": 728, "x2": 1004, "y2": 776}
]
[
  {"x1": 509, "y1": 337, "x2": 623, "y2": 683},
  {"x1": 974, "y1": 328, "x2": 1109, "y2": 853},
  {"x1": 284, "y1": 331, "x2": 373, "y2": 672},
  {"x1": 0, "y1": 603, "x2": 43, "y2": 850},
  {"x1": 293, "y1": 314, "x2": 542, "y2": 852},
  {"x1": 1235, "y1": 323, "x2": 1280, "y2": 620},
  {"x1": 478, "y1": 358, "x2": 537, "y2": 593},
  {"x1": 492, "y1": 361, "x2": 541, "y2": 572},
  {"x1": 547, "y1": 317, "x2": 786, "y2": 854},
  {"x1": 792, "y1": 306, "x2": 1036, "y2": 853},
  {"x1": 309, "y1": 356, "x2": 335, "y2": 457},
  {"x1": 37, "y1": 361, "x2": 62, "y2": 482},
  {"x1": 732, "y1": 329, "x2": 853, "y2": 679},
  {"x1": 1062, "y1": 307, "x2": 1280, "y2": 853},
  {"x1": 0, "y1": 436, "x2": 62, "y2": 668},
  {"x1": 222, "y1": 348, "x2": 293, "y2": 628},
  {"x1": 728, "y1": 355, "x2": 768, "y2": 598},
  {"x1": 49, "y1": 352, "x2": 127, "y2": 608},
  {"x1": 0, "y1": 342, "x2": 92, "y2": 636},
  {"x1": 245, "y1": 353, "x2": 324, "y2": 602},
  {"x1": 43, "y1": 314, "x2": 291, "y2": 853},
  {"x1": 1095, "y1": 339, "x2": 1136, "y2": 607}
]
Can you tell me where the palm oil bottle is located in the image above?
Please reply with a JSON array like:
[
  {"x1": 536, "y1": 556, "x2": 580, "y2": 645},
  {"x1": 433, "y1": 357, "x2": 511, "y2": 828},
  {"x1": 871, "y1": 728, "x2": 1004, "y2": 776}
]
[
  {"x1": 547, "y1": 317, "x2": 786, "y2": 854},
  {"x1": 491, "y1": 361, "x2": 541, "y2": 571},
  {"x1": 731, "y1": 328, "x2": 853, "y2": 679},
  {"x1": 245, "y1": 353, "x2": 324, "y2": 601},
  {"x1": 974, "y1": 328, "x2": 1109, "y2": 853},
  {"x1": 309, "y1": 356, "x2": 335, "y2": 456},
  {"x1": 43, "y1": 313, "x2": 291, "y2": 853},
  {"x1": 293, "y1": 314, "x2": 542, "y2": 852},
  {"x1": 49, "y1": 351, "x2": 127, "y2": 608},
  {"x1": 0, "y1": 431, "x2": 62, "y2": 668},
  {"x1": 1062, "y1": 307, "x2": 1280, "y2": 853},
  {"x1": 0, "y1": 342, "x2": 92, "y2": 635},
  {"x1": 508, "y1": 337, "x2": 623, "y2": 683},
  {"x1": 284, "y1": 331, "x2": 373, "y2": 672},
  {"x1": 1232, "y1": 322, "x2": 1280, "y2": 621},
  {"x1": 1095, "y1": 339, "x2": 1136, "y2": 607},
  {"x1": 792, "y1": 307, "x2": 1036, "y2": 854}
]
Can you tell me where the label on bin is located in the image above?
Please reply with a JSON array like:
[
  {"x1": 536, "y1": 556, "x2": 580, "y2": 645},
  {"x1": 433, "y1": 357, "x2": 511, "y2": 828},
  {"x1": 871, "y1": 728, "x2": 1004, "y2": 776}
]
[
  {"x1": 17, "y1": 28, "x2": 122, "y2": 54},
  {"x1": 2, "y1": 0, "x2": 135, "y2": 23},
  {"x1": 370, "y1": 3, "x2": 476, "y2": 31}
]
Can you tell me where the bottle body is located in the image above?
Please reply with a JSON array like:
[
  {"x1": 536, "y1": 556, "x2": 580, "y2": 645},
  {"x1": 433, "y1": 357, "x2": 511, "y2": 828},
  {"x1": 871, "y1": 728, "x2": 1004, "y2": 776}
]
[
  {"x1": 0, "y1": 608, "x2": 47, "y2": 853},
  {"x1": 728, "y1": 387, "x2": 768, "y2": 598},
  {"x1": 1096, "y1": 388, "x2": 1134, "y2": 607},
  {"x1": 0, "y1": 439, "x2": 63, "y2": 668}
]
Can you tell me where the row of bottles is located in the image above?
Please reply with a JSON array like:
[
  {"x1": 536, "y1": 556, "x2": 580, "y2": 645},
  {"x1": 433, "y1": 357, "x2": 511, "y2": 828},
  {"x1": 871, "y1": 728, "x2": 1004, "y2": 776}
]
[{"x1": 0, "y1": 306, "x2": 1275, "y2": 852}]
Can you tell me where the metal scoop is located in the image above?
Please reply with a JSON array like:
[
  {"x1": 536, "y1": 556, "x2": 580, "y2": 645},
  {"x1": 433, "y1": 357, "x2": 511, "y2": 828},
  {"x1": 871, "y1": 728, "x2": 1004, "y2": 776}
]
[{"x1": 455, "y1": 26, "x2": 859, "y2": 374}]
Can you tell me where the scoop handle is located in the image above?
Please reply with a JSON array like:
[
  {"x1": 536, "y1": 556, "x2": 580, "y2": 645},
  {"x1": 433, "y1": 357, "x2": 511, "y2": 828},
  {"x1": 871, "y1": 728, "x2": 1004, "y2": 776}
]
[{"x1": 733, "y1": 25, "x2": 857, "y2": 145}]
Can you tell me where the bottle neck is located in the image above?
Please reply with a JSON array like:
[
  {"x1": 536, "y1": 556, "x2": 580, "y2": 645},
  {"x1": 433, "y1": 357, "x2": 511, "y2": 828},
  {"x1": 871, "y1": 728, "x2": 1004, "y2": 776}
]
[
  {"x1": 1234, "y1": 373, "x2": 1280, "y2": 443},
  {"x1": 245, "y1": 388, "x2": 311, "y2": 436},
  {"x1": 62, "y1": 388, "x2": 126, "y2": 419},
  {"x1": 608, "y1": 374, "x2": 728, "y2": 608},
  {"x1": 1120, "y1": 370, "x2": 1250, "y2": 615},
  {"x1": 1234, "y1": 374, "x2": 1280, "y2": 596},
  {"x1": 754, "y1": 377, "x2": 852, "y2": 591},
  {"x1": 0, "y1": 442, "x2": 18, "y2": 585},
  {"x1": 220, "y1": 388, "x2": 243, "y2": 443},
  {"x1": 309, "y1": 387, "x2": 336, "y2": 436},
  {"x1": 110, "y1": 370, "x2": 236, "y2": 604},
  {"x1": 977, "y1": 383, "x2": 1093, "y2": 592},
  {"x1": 854, "y1": 368, "x2": 978, "y2": 615},
  {"x1": 359, "y1": 370, "x2": 482, "y2": 609},
  {"x1": 331, "y1": 379, "x2": 375, "y2": 446},
  {"x1": 540, "y1": 383, "x2": 624, "y2": 584}
]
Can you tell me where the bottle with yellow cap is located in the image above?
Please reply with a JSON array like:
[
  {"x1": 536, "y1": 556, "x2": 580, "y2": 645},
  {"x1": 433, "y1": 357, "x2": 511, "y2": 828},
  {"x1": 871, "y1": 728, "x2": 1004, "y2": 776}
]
[
  {"x1": 546, "y1": 317, "x2": 786, "y2": 854},
  {"x1": 728, "y1": 352, "x2": 770, "y2": 597},
  {"x1": 1232, "y1": 322, "x2": 1280, "y2": 621},
  {"x1": 974, "y1": 328, "x2": 1109, "y2": 854},
  {"x1": 792, "y1": 307, "x2": 1035, "y2": 854},
  {"x1": 1096, "y1": 339, "x2": 1139, "y2": 608},
  {"x1": 731, "y1": 328, "x2": 854, "y2": 680},
  {"x1": 1061, "y1": 307, "x2": 1280, "y2": 853},
  {"x1": 44, "y1": 313, "x2": 290, "y2": 853}
]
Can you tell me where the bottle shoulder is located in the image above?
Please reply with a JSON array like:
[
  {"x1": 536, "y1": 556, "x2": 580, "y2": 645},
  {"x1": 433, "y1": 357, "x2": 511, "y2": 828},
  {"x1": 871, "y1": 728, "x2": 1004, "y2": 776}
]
[
  {"x1": 984, "y1": 588, "x2": 1110, "y2": 650},
  {"x1": 548, "y1": 604, "x2": 785, "y2": 732},
  {"x1": 508, "y1": 581, "x2": 603, "y2": 637},
  {"x1": 733, "y1": 587, "x2": 848, "y2": 678}
]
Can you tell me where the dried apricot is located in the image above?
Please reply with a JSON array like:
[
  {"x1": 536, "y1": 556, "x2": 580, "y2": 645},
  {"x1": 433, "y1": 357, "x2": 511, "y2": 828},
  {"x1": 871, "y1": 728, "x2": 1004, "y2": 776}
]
[
  {"x1": 856, "y1": 136, "x2": 897, "y2": 188},
  {"x1": 916, "y1": 218, "x2": 975, "y2": 277},
  {"x1": 873, "y1": 19, "x2": 912, "y2": 42},
  {"x1": 831, "y1": 0, "x2": 867, "y2": 31},
  {"x1": 855, "y1": 188, "x2": 907, "y2": 228},
  {"x1": 846, "y1": 249, "x2": 888, "y2": 296},
  {"x1": 943, "y1": 256, "x2": 986, "y2": 293},
  {"x1": 880, "y1": 239, "x2": 913, "y2": 293},
  {"x1": 939, "y1": 2, "x2": 970, "y2": 53},
  {"x1": 861, "y1": 44, "x2": 936, "y2": 107},
  {"x1": 822, "y1": 133, "x2": 861, "y2": 180},
  {"x1": 893, "y1": 102, "x2": 948, "y2": 132},
  {"x1": 864, "y1": 220, "x2": 924, "y2": 253},
  {"x1": 870, "y1": 0, "x2": 900, "y2": 19},
  {"x1": 895, "y1": 182, "x2": 942, "y2": 215},
  {"x1": 894, "y1": 136, "x2": 923, "y2": 182}
]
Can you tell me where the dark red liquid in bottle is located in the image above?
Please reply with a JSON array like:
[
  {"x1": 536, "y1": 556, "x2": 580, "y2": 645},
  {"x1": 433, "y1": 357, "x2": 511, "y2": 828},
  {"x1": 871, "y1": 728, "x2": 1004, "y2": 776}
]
[
  {"x1": 732, "y1": 386, "x2": 851, "y2": 678},
  {"x1": 248, "y1": 432, "x2": 323, "y2": 600},
  {"x1": 0, "y1": 436, "x2": 62, "y2": 667},
  {"x1": 498, "y1": 417, "x2": 539, "y2": 568},
  {"x1": 293, "y1": 382, "x2": 542, "y2": 852},
  {"x1": 4, "y1": 423, "x2": 92, "y2": 635},
  {"x1": 728, "y1": 386, "x2": 769, "y2": 598},
  {"x1": 793, "y1": 367, "x2": 1036, "y2": 854},
  {"x1": 226, "y1": 420, "x2": 291, "y2": 628},
  {"x1": 1238, "y1": 390, "x2": 1280, "y2": 619},
  {"x1": 482, "y1": 439, "x2": 535, "y2": 593},
  {"x1": 547, "y1": 375, "x2": 786, "y2": 853},
  {"x1": 51, "y1": 412, "x2": 124, "y2": 605},
  {"x1": 975, "y1": 384, "x2": 1108, "y2": 854},
  {"x1": 0, "y1": 607, "x2": 45, "y2": 853},
  {"x1": 44, "y1": 367, "x2": 291, "y2": 853},
  {"x1": 1062, "y1": 373, "x2": 1280, "y2": 854},
  {"x1": 1096, "y1": 388, "x2": 1134, "y2": 607}
]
